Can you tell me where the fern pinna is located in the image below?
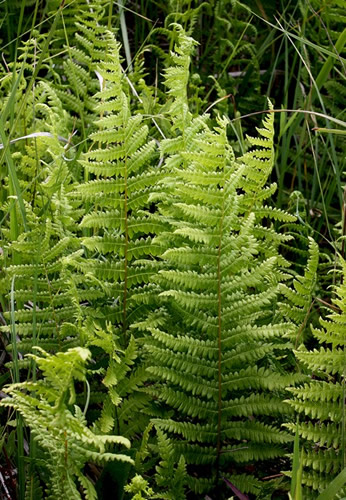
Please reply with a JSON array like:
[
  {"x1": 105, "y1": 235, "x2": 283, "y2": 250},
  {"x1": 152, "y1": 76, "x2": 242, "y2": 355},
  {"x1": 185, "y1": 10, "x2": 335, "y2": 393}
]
[
  {"x1": 144, "y1": 110, "x2": 301, "y2": 497},
  {"x1": 285, "y1": 258, "x2": 346, "y2": 497},
  {"x1": 70, "y1": 31, "x2": 163, "y2": 439}
]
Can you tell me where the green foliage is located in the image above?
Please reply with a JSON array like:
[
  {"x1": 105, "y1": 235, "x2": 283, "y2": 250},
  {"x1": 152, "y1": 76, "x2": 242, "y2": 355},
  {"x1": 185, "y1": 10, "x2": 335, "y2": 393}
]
[
  {"x1": 0, "y1": 215, "x2": 85, "y2": 374},
  {"x1": 125, "y1": 426, "x2": 187, "y2": 499},
  {"x1": 1, "y1": 347, "x2": 132, "y2": 499},
  {"x1": 279, "y1": 237, "x2": 319, "y2": 344},
  {"x1": 139, "y1": 36, "x2": 300, "y2": 492},
  {"x1": 67, "y1": 29, "x2": 164, "y2": 444},
  {"x1": 0, "y1": 3, "x2": 344, "y2": 499},
  {"x1": 285, "y1": 259, "x2": 346, "y2": 496}
]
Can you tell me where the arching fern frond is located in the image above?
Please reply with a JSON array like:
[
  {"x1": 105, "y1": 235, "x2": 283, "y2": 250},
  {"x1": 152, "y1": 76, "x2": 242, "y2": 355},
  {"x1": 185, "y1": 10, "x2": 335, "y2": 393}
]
[
  {"x1": 67, "y1": 30, "x2": 164, "y2": 446},
  {"x1": 0, "y1": 347, "x2": 132, "y2": 500},
  {"x1": 144, "y1": 113, "x2": 300, "y2": 495},
  {"x1": 52, "y1": 0, "x2": 113, "y2": 135}
]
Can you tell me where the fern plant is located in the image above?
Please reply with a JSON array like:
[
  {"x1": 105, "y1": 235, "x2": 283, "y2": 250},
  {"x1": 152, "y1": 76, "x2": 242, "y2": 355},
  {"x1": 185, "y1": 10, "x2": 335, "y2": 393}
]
[
  {"x1": 66, "y1": 29, "x2": 165, "y2": 445},
  {"x1": 2, "y1": 7, "x2": 343, "y2": 498},
  {"x1": 0, "y1": 346, "x2": 133, "y2": 499},
  {"x1": 0, "y1": 80, "x2": 87, "y2": 364},
  {"x1": 125, "y1": 426, "x2": 188, "y2": 500},
  {"x1": 142, "y1": 101, "x2": 302, "y2": 496},
  {"x1": 0, "y1": 217, "x2": 82, "y2": 363},
  {"x1": 285, "y1": 258, "x2": 346, "y2": 497}
]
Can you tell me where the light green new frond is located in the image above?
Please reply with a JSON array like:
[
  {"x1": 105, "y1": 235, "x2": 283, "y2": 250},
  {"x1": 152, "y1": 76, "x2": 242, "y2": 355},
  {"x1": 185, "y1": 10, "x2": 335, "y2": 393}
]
[
  {"x1": 0, "y1": 348, "x2": 132, "y2": 499},
  {"x1": 54, "y1": 13, "x2": 115, "y2": 132},
  {"x1": 153, "y1": 428, "x2": 187, "y2": 499},
  {"x1": 238, "y1": 101, "x2": 291, "y2": 230}
]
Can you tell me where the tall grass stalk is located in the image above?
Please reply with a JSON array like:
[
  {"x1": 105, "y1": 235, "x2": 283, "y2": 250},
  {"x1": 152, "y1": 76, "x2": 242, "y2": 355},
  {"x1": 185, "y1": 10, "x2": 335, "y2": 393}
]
[
  {"x1": 119, "y1": 0, "x2": 133, "y2": 72},
  {"x1": 10, "y1": 277, "x2": 25, "y2": 500}
]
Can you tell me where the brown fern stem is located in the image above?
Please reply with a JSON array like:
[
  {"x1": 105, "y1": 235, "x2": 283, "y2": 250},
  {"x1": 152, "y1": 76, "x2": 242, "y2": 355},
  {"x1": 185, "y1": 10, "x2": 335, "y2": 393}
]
[
  {"x1": 123, "y1": 154, "x2": 128, "y2": 346},
  {"x1": 215, "y1": 196, "x2": 225, "y2": 484}
]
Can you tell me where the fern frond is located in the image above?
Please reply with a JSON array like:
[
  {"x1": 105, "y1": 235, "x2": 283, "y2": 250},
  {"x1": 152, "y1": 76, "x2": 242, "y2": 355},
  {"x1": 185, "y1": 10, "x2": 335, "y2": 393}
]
[
  {"x1": 0, "y1": 348, "x2": 132, "y2": 498},
  {"x1": 285, "y1": 258, "x2": 345, "y2": 494},
  {"x1": 69, "y1": 28, "x2": 163, "y2": 446},
  {"x1": 145, "y1": 109, "x2": 297, "y2": 492}
]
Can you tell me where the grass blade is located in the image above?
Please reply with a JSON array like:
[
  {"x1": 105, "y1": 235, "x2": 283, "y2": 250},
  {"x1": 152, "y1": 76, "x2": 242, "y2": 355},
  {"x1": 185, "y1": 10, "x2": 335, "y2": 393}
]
[
  {"x1": 311, "y1": 28, "x2": 346, "y2": 103},
  {"x1": 118, "y1": 0, "x2": 133, "y2": 72},
  {"x1": 0, "y1": 120, "x2": 27, "y2": 232},
  {"x1": 316, "y1": 468, "x2": 346, "y2": 500},
  {"x1": 290, "y1": 422, "x2": 300, "y2": 499},
  {"x1": 10, "y1": 277, "x2": 25, "y2": 500}
]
